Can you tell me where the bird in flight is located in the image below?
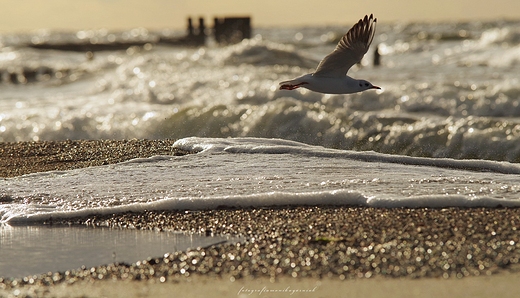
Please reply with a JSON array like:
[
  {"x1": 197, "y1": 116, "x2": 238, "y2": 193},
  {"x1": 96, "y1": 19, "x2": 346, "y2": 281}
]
[{"x1": 279, "y1": 14, "x2": 380, "y2": 94}]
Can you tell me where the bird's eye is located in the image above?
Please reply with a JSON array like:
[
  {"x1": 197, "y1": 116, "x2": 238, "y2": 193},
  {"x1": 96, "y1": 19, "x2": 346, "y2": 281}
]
[{"x1": 359, "y1": 83, "x2": 362, "y2": 87}]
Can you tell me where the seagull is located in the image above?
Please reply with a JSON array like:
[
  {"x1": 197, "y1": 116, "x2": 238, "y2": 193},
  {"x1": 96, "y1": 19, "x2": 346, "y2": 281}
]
[{"x1": 279, "y1": 14, "x2": 380, "y2": 94}]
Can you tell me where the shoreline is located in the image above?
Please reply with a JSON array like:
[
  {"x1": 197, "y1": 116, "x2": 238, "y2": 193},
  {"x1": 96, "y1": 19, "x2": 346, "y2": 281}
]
[{"x1": 1, "y1": 140, "x2": 520, "y2": 296}]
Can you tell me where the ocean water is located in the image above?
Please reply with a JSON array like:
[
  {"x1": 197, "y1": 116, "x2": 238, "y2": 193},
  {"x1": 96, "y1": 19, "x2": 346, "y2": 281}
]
[
  {"x1": 1, "y1": 19, "x2": 520, "y2": 161},
  {"x1": 1, "y1": 19, "x2": 520, "y2": 277},
  {"x1": 2, "y1": 18, "x2": 520, "y2": 218}
]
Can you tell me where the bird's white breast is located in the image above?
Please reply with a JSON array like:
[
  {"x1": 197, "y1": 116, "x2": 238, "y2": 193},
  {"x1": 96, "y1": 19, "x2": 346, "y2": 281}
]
[{"x1": 305, "y1": 75, "x2": 361, "y2": 94}]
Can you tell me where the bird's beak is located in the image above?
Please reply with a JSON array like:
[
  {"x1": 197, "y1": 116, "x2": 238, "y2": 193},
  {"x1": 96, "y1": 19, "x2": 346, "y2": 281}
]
[{"x1": 372, "y1": 85, "x2": 381, "y2": 90}]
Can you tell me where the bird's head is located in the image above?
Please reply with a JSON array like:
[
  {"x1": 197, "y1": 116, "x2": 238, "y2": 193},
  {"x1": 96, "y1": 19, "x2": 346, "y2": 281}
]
[{"x1": 357, "y1": 80, "x2": 381, "y2": 92}]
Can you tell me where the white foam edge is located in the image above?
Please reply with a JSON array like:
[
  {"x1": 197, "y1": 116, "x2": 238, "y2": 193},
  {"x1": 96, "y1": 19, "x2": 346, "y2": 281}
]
[
  {"x1": 172, "y1": 137, "x2": 520, "y2": 174},
  {"x1": 4, "y1": 190, "x2": 519, "y2": 224}
]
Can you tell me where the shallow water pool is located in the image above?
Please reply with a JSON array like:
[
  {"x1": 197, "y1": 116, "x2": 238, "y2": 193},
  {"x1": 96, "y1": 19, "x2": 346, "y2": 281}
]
[{"x1": 0, "y1": 225, "x2": 237, "y2": 278}]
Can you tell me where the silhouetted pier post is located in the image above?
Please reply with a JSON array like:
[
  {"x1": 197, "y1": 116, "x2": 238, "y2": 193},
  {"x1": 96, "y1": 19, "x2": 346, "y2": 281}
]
[
  {"x1": 198, "y1": 18, "x2": 205, "y2": 36},
  {"x1": 187, "y1": 18, "x2": 194, "y2": 36}
]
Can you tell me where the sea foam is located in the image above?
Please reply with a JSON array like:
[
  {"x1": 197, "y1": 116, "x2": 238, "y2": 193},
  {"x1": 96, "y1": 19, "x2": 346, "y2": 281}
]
[{"x1": 2, "y1": 137, "x2": 520, "y2": 224}]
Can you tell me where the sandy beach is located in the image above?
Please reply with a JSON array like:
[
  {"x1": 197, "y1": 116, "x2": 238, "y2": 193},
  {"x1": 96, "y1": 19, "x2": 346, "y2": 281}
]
[{"x1": 1, "y1": 139, "x2": 520, "y2": 297}]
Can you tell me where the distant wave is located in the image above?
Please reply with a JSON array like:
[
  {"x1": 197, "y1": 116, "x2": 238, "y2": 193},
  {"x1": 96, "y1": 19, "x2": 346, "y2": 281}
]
[{"x1": 221, "y1": 37, "x2": 318, "y2": 68}]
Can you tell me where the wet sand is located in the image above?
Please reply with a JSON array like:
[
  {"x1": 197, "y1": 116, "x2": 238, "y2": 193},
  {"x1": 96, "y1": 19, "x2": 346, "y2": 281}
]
[
  {"x1": 1, "y1": 139, "x2": 519, "y2": 297},
  {"x1": 0, "y1": 139, "x2": 190, "y2": 178}
]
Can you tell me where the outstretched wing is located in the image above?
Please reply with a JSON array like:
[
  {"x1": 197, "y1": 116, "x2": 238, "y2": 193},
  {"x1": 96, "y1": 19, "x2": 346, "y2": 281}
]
[{"x1": 313, "y1": 14, "x2": 377, "y2": 78}]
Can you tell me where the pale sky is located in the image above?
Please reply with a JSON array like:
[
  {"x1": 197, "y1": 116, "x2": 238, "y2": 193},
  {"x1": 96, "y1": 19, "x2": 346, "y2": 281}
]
[{"x1": 1, "y1": 0, "x2": 519, "y2": 33}]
